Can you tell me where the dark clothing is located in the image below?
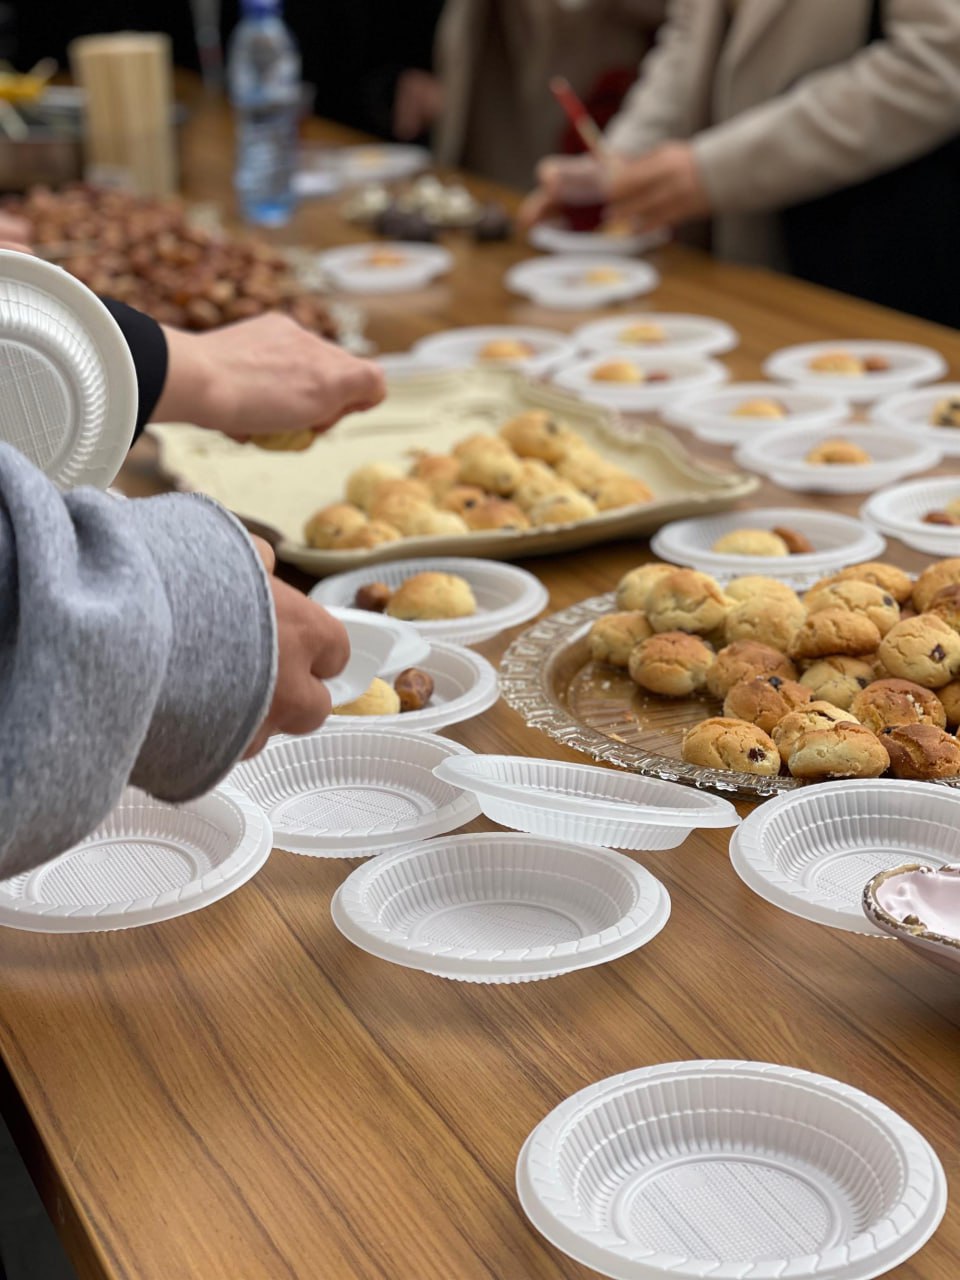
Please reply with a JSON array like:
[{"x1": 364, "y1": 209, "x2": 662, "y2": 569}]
[{"x1": 102, "y1": 299, "x2": 168, "y2": 438}]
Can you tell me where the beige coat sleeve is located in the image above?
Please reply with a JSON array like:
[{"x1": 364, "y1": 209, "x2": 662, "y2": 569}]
[{"x1": 694, "y1": 0, "x2": 960, "y2": 213}]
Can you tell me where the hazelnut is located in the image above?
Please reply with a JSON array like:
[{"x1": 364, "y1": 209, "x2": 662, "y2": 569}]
[
  {"x1": 353, "y1": 582, "x2": 393, "y2": 613},
  {"x1": 923, "y1": 510, "x2": 959, "y2": 526},
  {"x1": 394, "y1": 668, "x2": 435, "y2": 712},
  {"x1": 771, "y1": 525, "x2": 814, "y2": 555},
  {"x1": 863, "y1": 355, "x2": 891, "y2": 372}
]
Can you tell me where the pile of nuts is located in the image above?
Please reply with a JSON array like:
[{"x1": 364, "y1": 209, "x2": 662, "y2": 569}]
[{"x1": 6, "y1": 184, "x2": 336, "y2": 335}]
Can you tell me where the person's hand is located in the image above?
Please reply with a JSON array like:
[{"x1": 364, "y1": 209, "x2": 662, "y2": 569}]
[
  {"x1": 393, "y1": 69, "x2": 444, "y2": 141},
  {"x1": 243, "y1": 535, "x2": 350, "y2": 757},
  {"x1": 155, "y1": 313, "x2": 386, "y2": 441},
  {"x1": 0, "y1": 210, "x2": 31, "y2": 245}
]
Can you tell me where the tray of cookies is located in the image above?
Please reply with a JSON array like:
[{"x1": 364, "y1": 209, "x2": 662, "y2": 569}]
[
  {"x1": 500, "y1": 556, "x2": 960, "y2": 801},
  {"x1": 151, "y1": 368, "x2": 757, "y2": 576}
]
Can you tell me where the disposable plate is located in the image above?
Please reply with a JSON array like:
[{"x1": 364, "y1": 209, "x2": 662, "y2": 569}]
[
  {"x1": 432, "y1": 755, "x2": 738, "y2": 850},
  {"x1": 0, "y1": 784, "x2": 272, "y2": 933},
  {"x1": 735, "y1": 425, "x2": 941, "y2": 494},
  {"x1": 730, "y1": 779, "x2": 960, "y2": 934},
  {"x1": 863, "y1": 863, "x2": 960, "y2": 975},
  {"x1": 322, "y1": 614, "x2": 397, "y2": 706},
  {"x1": 318, "y1": 242, "x2": 452, "y2": 294},
  {"x1": 574, "y1": 312, "x2": 738, "y2": 357},
  {"x1": 873, "y1": 383, "x2": 960, "y2": 456},
  {"x1": 411, "y1": 325, "x2": 577, "y2": 377},
  {"x1": 228, "y1": 728, "x2": 479, "y2": 857},
  {"x1": 764, "y1": 340, "x2": 946, "y2": 403},
  {"x1": 552, "y1": 352, "x2": 728, "y2": 411},
  {"x1": 331, "y1": 832, "x2": 670, "y2": 981},
  {"x1": 664, "y1": 381, "x2": 849, "y2": 445},
  {"x1": 505, "y1": 254, "x2": 660, "y2": 309},
  {"x1": 323, "y1": 607, "x2": 430, "y2": 674},
  {"x1": 861, "y1": 477, "x2": 960, "y2": 555},
  {"x1": 528, "y1": 221, "x2": 666, "y2": 257},
  {"x1": 518, "y1": 1059, "x2": 946, "y2": 1280}
]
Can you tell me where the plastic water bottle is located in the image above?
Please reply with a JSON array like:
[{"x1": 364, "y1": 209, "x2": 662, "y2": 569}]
[{"x1": 227, "y1": 0, "x2": 301, "y2": 226}]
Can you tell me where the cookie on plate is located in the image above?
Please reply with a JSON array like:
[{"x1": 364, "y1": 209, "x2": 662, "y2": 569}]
[
  {"x1": 913, "y1": 558, "x2": 960, "y2": 612},
  {"x1": 616, "y1": 563, "x2": 679, "y2": 612},
  {"x1": 332, "y1": 520, "x2": 402, "y2": 550},
  {"x1": 881, "y1": 723, "x2": 960, "y2": 780},
  {"x1": 724, "y1": 595, "x2": 806, "y2": 652},
  {"x1": 369, "y1": 492, "x2": 442, "y2": 537},
  {"x1": 627, "y1": 632, "x2": 714, "y2": 697},
  {"x1": 408, "y1": 453, "x2": 461, "y2": 499},
  {"x1": 876, "y1": 614, "x2": 960, "y2": 688},
  {"x1": 499, "y1": 410, "x2": 573, "y2": 464},
  {"x1": 710, "y1": 529, "x2": 789, "y2": 557},
  {"x1": 462, "y1": 497, "x2": 530, "y2": 532},
  {"x1": 386, "y1": 571, "x2": 477, "y2": 620},
  {"x1": 786, "y1": 722, "x2": 890, "y2": 780},
  {"x1": 304, "y1": 502, "x2": 367, "y2": 549},
  {"x1": 681, "y1": 717, "x2": 781, "y2": 776},
  {"x1": 788, "y1": 608, "x2": 882, "y2": 662},
  {"x1": 771, "y1": 701, "x2": 860, "y2": 760},
  {"x1": 926, "y1": 583, "x2": 960, "y2": 634},
  {"x1": 939, "y1": 680, "x2": 960, "y2": 727},
  {"x1": 705, "y1": 641, "x2": 797, "y2": 700},
  {"x1": 554, "y1": 445, "x2": 618, "y2": 489},
  {"x1": 333, "y1": 677, "x2": 401, "y2": 716},
  {"x1": 850, "y1": 678, "x2": 947, "y2": 735},
  {"x1": 804, "y1": 438, "x2": 872, "y2": 465},
  {"x1": 731, "y1": 398, "x2": 787, "y2": 419},
  {"x1": 804, "y1": 580, "x2": 900, "y2": 636},
  {"x1": 512, "y1": 460, "x2": 578, "y2": 511},
  {"x1": 251, "y1": 429, "x2": 316, "y2": 452},
  {"x1": 723, "y1": 675, "x2": 812, "y2": 734},
  {"x1": 455, "y1": 434, "x2": 522, "y2": 495},
  {"x1": 586, "y1": 474, "x2": 654, "y2": 511},
  {"x1": 799, "y1": 656, "x2": 875, "y2": 710},
  {"x1": 441, "y1": 485, "x2": 487, "y2": 517},
  {"x1": 932, "y1": 397, "x2": 960, "y2": 428},
  {"x1": 529, "y1": 491, "x2": 598, "y2": 526},
  {"x1": 589, "y1": 611, "x2": 654, "y2": 668},
  {"x1": 646, "y1": 569, "x2": 731, "y2": 636},
  {"x1": 818, "y1": 562, "x2": 913, "y2": 605},
  {"x1": 346, "y1": 461, "x2": 405, "y2": 512},
  {"x1": 724, "y1": 576, "x2": 801, "y2": 608}
]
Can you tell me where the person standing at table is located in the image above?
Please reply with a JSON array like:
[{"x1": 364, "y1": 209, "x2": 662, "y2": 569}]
[{"x1": 521, "y1": 0, "x2": 960, "y2": 326}]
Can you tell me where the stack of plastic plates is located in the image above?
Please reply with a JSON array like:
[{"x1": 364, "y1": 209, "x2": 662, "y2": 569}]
[
  {"x1": 664, "y1": 381, "x2": 849, "y2": 445},
  {"x1": 411, "y1": 326, "x2": 578, "y2": 377},
  {"x1": 318, "y1": 242, "x2": 452, "y2": 294},
  {"x1": 432, "y1": 755, "x2": 738, "y2": 850},
  {"x1": 551, "y1": 352, "x2": 728, "y2": 412},
  {"x1": 518, "y1": 1060, "x2": 946, "y2": 1279},
  {"x1": 735, "y1": 425, "x2": 941, "y2": 494},
  {"x1": 861, "y1": 476, "x2": 960, "y2": 555},
  {"x1": 229, "y1": 727, "x2": 479, "y2": 857},
  {"x1": 0, "y1": 785, "x2": 272, "y2": 933},
  {"x1": 505, "y1": 255, "x2": 659, "y2": 309},
  {"x1": 573, "y1": 312, "x2": 738, "y2": 357},
  {"x1": 331, "y1": 832, "x2": 670, "y2": 982},
  {"x1": 651, "y1": 507, "x2": 885, "y2": 590},
  {"x1": 873, "y1": 383, "x2": 960, "y2": 456},
  {"x1": 764, "y1": 340, "x2": 946, "y2": 403},
  {"x1": 311, "y1": 557, "x2": 550, "y2": 646},
  {"x1": 730, "y1": 780, "x2": 960, "y2": 934}
]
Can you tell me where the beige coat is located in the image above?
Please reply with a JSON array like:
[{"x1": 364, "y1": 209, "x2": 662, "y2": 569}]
[
  {"x1": 434, "y1": 0, "x2": 665, "y2": 188},
  {"x1": 606, "y1": 0, "x2": 960, "y2": 268}
]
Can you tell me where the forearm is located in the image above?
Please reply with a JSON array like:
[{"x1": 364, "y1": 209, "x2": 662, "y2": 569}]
[{"x1": 605, "y1": 0, "x2": 699, "y2": 154}]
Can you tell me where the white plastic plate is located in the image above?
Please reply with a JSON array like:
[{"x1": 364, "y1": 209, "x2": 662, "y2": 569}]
[
  {"x1": 735, "y1": 425, "x2": 941, "y2": 495},
  {"x1": 873, "y1": 383, "x2": 960, "y2": 456},
  {"x1": 528, "y1": 221, "x2": 666, "y2": 257},
  {"x1": 331, "y1": 144, "x2": 430, "y2": 187},
  {"x1": 412, "y1": 326, "x2": 577, "y2": 376},
  {"x1": 310, "y1": 556, "x2": 549, "y2": 646},
  {"x1": 329, "y1": 640, "x2": 499, "y2": 733},
  {"x1": 518, "y1": 1059, "x2": 946, "y2": 1280},
  {"x1": 764, "y1": 340, "x2": 946, "y2": 404},
  {"x1": 664, "y1": 381, "x2": 850, "y2": 444},
  {"x1": 730, "y1": 779, "x2": 960, "y2": 934},
  {"x1": 321, "y1": 614, "x2": 397, "y2": 706},
  {"x1": 861, "y1": 477, "x2": 960, "y2": 555},
  {"x1": 331, "y1": 832, "x2": 670, "y2": 981},
  {"x1": 552, "y1": 352, "x2": 728, "y2": 411},
  {"x1": 229, "y1": 727, "x2": 479, "y2": 857},
  {"x1": 505, "y1": 255, "x2": 660, "y2": 310},
  {"x1": 319, "y1": 242, "x2": 452, "y2": 294},
  {"x1": 651, "y1": 507, "x2": 885, "y2": 587},
  {"x1": 432, "y1": 755, "x2": 738, "y2": 850},
  {"x1": 323, "y1": 607, "x2": 430, "y2": 674},
  {"x1": 0, "y1": 784, "x2": 272, "y2": 933},
  {"x1": 0, "y1": 249, "x2": 138, "y2": 489},
  {"x1": 574, "y1": 312, "x2": 738, "y2": 357}
]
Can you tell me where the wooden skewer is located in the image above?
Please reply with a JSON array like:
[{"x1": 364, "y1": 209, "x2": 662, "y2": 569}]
[{"x1": 549, "y1": 76, "x2": 607, "y2": 156}]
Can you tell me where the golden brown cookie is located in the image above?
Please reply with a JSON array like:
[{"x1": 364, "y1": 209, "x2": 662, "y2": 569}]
[
  {"x1": 345, "y1": 461, "x2": 404, "y2": 511},
  {"x1": 723, "y1": 576, "x2": 802, "y2": 608},
  {"x1": 938, "y1": 680, "x2": 960, "y2": 727},
  {"x1": 880, "y1": 723, "x2": 960, "y2": 780},
  {"x1": 368, "y1": 492, "x2": 441, "y2": 537},
  {"x1": 554, "y1": 445, "x2": 618, "y2": 489},
  {"x1": 441, "y1": 485, "x2": 487, "y2": 517},
  {"x1": 627, "y1": 632, "x2": 715, "y2": 697},
  {"x1": 931, "y1": 397, "x2": 960, "y2": 428},
  {"x1": 616, "y1": 563, "x2": 679, "y2": 612},
  {"x1": 408, "y1": 453, "x2": 461, "y2": 499},
  {"x1": 772, "y1": 701, "x2": 860, "y2": 759},
  {"x1": 731, "y1": 398, "x2": 787, "y2": 419},
  {"x1": 304, "y1": 502, "x2": 367, "y2": 549},
  {"x1": 804, "y1": 438, "x2": 872, "y2": 465},
  {"x1": 723, "y1": 676, "x2": 812, "y2": 734},
  {"x1": 647, "y1": 569, "x2": 731, "y2": 636},
  {"x1": 386, "y1": 571, "x2": 477, "y2": 620},
  {"x1": 529, "y1": 491, "x2": 598, "y2": 526},
  {"x1": 786, "y1": 722, "x2": 889, "y2": 779},
  {"x1": 705, "y1": 641, "x2": 798, "y2": 700},
  {"x1": 478, "y1": 339, "x2": 534, "y2": 361},
  {"x1": 512, "y1": 460, "x2": 578, "y2": 511},
  {"x1": 799, "y1": 656, "x2": 875, "y2": 710},
  {"x1": 619, "y1": 321, "x2": 665, "y2": 344},
  {"x1": 369, "y1": 477, "x2": 433, "y2": 508},
  {"x1": 462, "y1": 497, "x2": 530, "y2": 532},
  {"x1": 333, "y1": 677, "x2": 401, "y2": 716},
  {"x1": 681, "y1": 718, "x2": 781, "y2": 775},
  {"x1": 455, "y1": 434, "x2": 522, "y2": 495},
  {"x1": 586, "y1": 474, "x2": 654, "y2": 511},
  {"x1": 926, "y1": 583, "x2": 960, "y2": 634},
  {"x1": 808, "y1": 350, "x2": 864, "y2": 375},
  {"x1": 850, "y1": 678, "x2": 947, "y2": 735},
  {"x1": 711, "y1": 529, "x2": 789, "y2": 557},
  {"x1": 251, "y1": 429, "x2": 317, "y2": 452},
  {"x1": 591, "y1": 359, "x2": 643, "y2": 383},
  {"x1": 804, "y1": 580, "x2": 900, "y2": 636},
  {"x1": 876, "y1": 614, "x2": 960, "y2": 688},
  {"x1": 498, "y1": 410, "x2": 573, "y2": 463},
  {"x1": 788, "y1": 608, "x2": 882, "y2": 662},
  {"x1": 332, "y1": 520, "x2": 402, "y2": 550},
  {"x1": 588, "y1": 611, "x2": 654, "y2": 668},
  {"x1": 724, "y1": 595, "x2": 806, "y2": 652},
  {"x1": 913, "y1": 558, "x2": 960, "y2": 612},
  {"x1": 819, "y1": 562, "x2": 913, "y2": 605},
  {"x1": 408, "y1": 509, "x2": 470, "y2": 536}
]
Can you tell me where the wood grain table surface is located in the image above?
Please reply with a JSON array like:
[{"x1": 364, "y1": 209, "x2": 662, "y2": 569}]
[{"x1": 1, "y1": 87, "x2": 958, "y2": 1280}]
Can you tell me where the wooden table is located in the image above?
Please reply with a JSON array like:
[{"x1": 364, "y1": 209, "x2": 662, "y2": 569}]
[{"x1": 2, "y1": 90, "x2": 959, "y2": 1280}]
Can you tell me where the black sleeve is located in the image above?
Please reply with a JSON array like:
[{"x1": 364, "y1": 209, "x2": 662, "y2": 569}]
[{"x1": 102, "y1": 299, "x2": 169, "y2": 441}]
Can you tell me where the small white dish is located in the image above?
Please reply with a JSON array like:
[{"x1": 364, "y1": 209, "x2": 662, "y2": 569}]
[
  {"x1": 319, "y1": 242, "x2": 452, "y2": 294},
  {"x1": 574, "y1": 312, "x2": 738, "y2": 357},
  {"x1": 412, "y1": 325, "x2": 577, "y2": 377},
  {"x1": 331, "y1": 143, "x2": 430, "y2": 187},
  {"x1": 310, "y1": 556, "x2": 549, "y2": 647},
  {"x1": 551, "y1": 353, "x2": 728, "y2": 412},
  {"x1": 331, "y1": 832, "x2": 670, "y2": 981},
  {"x1": 321, "y1": 615, "x2": 398, "y2": 707},
  {"x1": 518, "y1": 1059, "x2": 947, "y2": 1280},
  {"x1": 528, "y1": 221, "x2": 666, "y2": 257},
  {"x1": 873, "y1": 384, "x2": 960, "y2": 456},
  {"x1": 864, "y1": 863, "x2": 960, "y2": 975},
  {"x1": 329, "y1": 640, "x2": 499, "y2": 733},
  {"x1": 651, "y1": 507, "x2": 885, "y2": 587},
  {"x1": 764, "y1": 340, "x2": 946, "y2": 404},
  {"x1": 505, "y1": 254, "x2": 659, "y2": 310},
  {"x1": 735, "y1": 425, "x2": 941, "y2": 494},
  {"x1": 664, "y1": 381, "x2": 850, "y2": 444},
  {"x1": 323, "y1": 607, "x2": 430, "y2": 674},
  {"x1": 0, "y1": 785, "x2": 272, "y2": 933},
  {"x1": 229, "y1": 728, "x2": 479, "y2": 858},
  {"x1": 861, "y1": 477, "x2": 960, "y2": 555},
  {"x1": 432, "y1": 755, "x2": 738, "y2": 851},
  {"x1": 730, "y1": 779, "x2": 960, "y2": 934}
]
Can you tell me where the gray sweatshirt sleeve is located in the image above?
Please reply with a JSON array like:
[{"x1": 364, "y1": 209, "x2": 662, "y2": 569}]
[{"x1": 0, "y1": 443, "x2": 277, "y2": 880}]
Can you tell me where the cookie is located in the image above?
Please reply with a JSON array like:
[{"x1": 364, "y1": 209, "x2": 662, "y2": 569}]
[
  {"x1": 705, "y1": 641, "x2": 797, "y2": 700},
  {"x1": 850, "y1": 678, "x2": 947, "y2": 735},
  {"x1": 771, "y1": 701, "x2": 860, "y2": 759},
  {"x1": 616, "y1": 563, "x2": 679, "y2": 612},
  {"x1": 880, "y1": 723, "x2": 960, "y2": 780},
  {"x1": 931, "y1": 397, "x2": 960, "y2": 428},
  {"x1": 913, "y1": 558, "x2": 960, "y2": 612},
  {"x1": 588, "y1": 611, "x2": 654, "y2": 668},
  {"x1": 512, "y1": 460, "x2": 578, "y2": 511},
  {"x1": 804, "y1": 580, "x2": 900, "y2": 636},
  {"x1": 681, "y1": 718, "x2": 781, "y2": 776},
  {"x1": 627, "y1": 632, "x2": 714, "y2": 697},
  {"x1": 499, "y1": 410, "x2": 574, "y2": 463},
  {"x1": 408, "y1": 453, "x2": 461, "y2": 499},
  {"x1": 304, "y1": 502, "x2": 367, "y2": 549},
  {"x1": 723, "y1": 676, "x2": 812, "y2": 734},
  {"x1": 804, "y1": 438, "x2": 871, "y2": 465},
  {"x1": 368, "y1": 492, "x2": 441, "y2": 537},
  {"x1": 478, "y1": 339, "x2": 534, "y2": 361},
  {"x1": 926, "y1": 583, "x2": 960, "y2": 634},
  {"x1": 820, "y1": 562, "x2": 913, "y2": 605},
  {"x1": 876, "y1": 614, "x2": 960, "y2": 688},
  {"x1": 251, "y1": 429, "x2": 316, "y2": 452},
  {"x1": 333, "y1": 677, "x2": 401, "y2": 717},
  {"x1": 586, "y1": 474, "x2": 654, "y2": 511},
  {"x1": 788, "y1": 608, "x2": 882, "y2": 662},
  {"x1": 554, "y1": 446, "x2": 618, "y2": 489},
  {"x1": 455, "y1": 434, "x2": 522, "y2": 495},
  {"x1": 408, "y1": 509, "x2": 470, "y2": 536},
  {"x1": 369, "y1": 477, "x2": 433, "y2": 508},
  {"x1": 646, "y1": 569, "x2": 731, "y2": 636},
  {"x1": 345, "y1": 461, "x2": 404, "y2": 511},
  {"x1": 386, "y1": 571, "x2": 477, "y2": 620},
  {"x1": 710, "y1": 529, "x2": 789, "y2": 557},
  {"x1": 786, "y1": 722, "x2": 889, "y2": 779},
  {"x1": 724, "y1": 576, "x2": 801, "y2": 608},
  {"x1": 937, "y1": 681, "x2": 960, "y2": 727},
  {"x1": 808, "y1": 350, "x2": 864, "y2": 375},
  {"x1": 731, "y1": 398, "x2": 787, "y2": 419},
  {"x1": 441, "y1": 485, "x2": 487, "y2": 517},
  {"x1": 529, "y1": 491, "x2": 598, "y2": 526},
  {"x1": 724, "y1": 595, "x2": 806, "y2": 652},
  {"x1": 462, "y1": 497, "x2": 530, "y2": 532},
  {"x1": 591, "y1": 359, "x2": 643, "y2": 383},
  {"x1": 799, "y1": 656, "x2": 875, "y2": 710},
  {"x1": 332, "y1": 520, "x2": 402, "y2": 550},
  {"x1": 619, "y1": 321, "x2": 665, "y2": 344}
]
